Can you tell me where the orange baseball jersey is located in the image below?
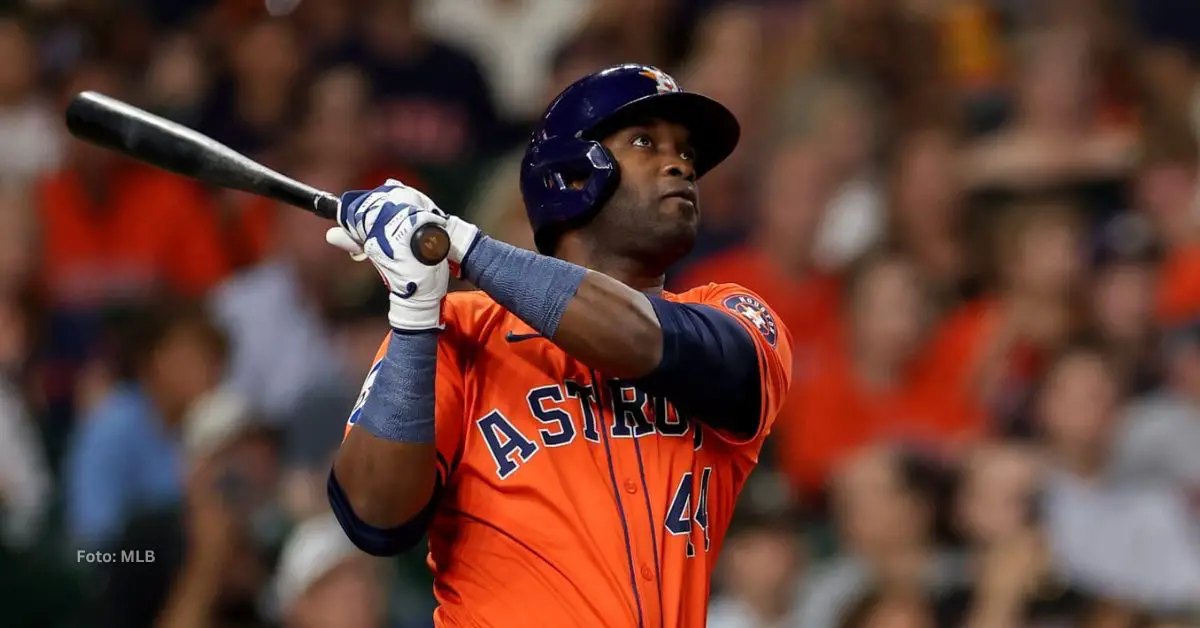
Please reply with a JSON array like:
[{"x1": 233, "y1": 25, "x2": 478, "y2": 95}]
[{"x1": 346, "y1": 282, "x2": 792, "y2": 627}]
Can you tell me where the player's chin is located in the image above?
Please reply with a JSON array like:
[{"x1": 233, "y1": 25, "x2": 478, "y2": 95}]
[
  {"x1": 660, "y1": 196, "x2": 700, "y2": 224},
  {"x1": 653, "y1": 202, "x2": 699, "y2": 257}
]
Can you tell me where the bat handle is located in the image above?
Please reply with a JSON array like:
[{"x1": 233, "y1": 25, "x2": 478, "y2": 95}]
[{"x1": 314, "y1": 192, "x2": 450, "y2": 266}]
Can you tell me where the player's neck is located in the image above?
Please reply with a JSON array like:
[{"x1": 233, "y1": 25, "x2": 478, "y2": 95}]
[{"x1": 556, "y1": 237, "x2": 666, "y2": 294}]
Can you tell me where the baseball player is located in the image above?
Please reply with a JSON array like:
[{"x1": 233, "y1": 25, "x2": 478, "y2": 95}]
[{"x1": 326, "y1": 64, "x2": 793, "y2": 627}]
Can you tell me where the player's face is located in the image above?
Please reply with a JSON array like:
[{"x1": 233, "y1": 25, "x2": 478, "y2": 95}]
[{"x1": 591, "y1": 118, "x2": 699, "y2": 266}]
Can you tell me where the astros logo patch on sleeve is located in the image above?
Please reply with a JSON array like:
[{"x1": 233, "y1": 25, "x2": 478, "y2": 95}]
[{"x1": 723, "y1": 294, "x2": 777, "y2": 346}]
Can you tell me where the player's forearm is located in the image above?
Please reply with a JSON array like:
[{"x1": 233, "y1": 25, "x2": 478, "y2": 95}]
[
  {"x1": 332, "y1": 434, "x2": 436, "y2": 527},
  {"x1": 461, "y1": 236, "x2": 662, "y2": 377},
  {"x1": 555, "y1": 272, "x2": 662, "y2": 376},
  {"x1": 329, "y1": 331, "x2": 439, "y2": 551}
]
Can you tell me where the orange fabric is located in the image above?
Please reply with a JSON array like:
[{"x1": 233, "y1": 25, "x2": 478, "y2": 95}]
[
  {"x1": 347, "y1": 285, "x2": 793, "y2": 627},
  {"x1": 920, "y1": 298, "x2": 1046, "y2": 433},
  {"x1": 233, "y1": 193, "x2": 278, "y2": 264},
  {"x1": 776, "y1": 330, "x2": 984, "y2": 495},
  {"x1": 939, "y1": 2, "x2": 1005, "y2": 92},
  {"x1": 1157, "y1": 243, "x2": 1200, "y2": 324},
  {"x1": 37, "y1": 165, "x2": 231, "y2": 305}
]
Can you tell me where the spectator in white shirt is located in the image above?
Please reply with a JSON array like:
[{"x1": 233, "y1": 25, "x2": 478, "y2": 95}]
[{"x1": 1039, "y1": 341, "x2": 1200, "y2": 616}]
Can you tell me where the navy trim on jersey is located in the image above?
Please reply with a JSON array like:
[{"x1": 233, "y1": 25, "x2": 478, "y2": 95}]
[
  {"x1": 633, "y1": 297, "x2": 761, "y2": 436},
  {"x1": 327, "y1": 468, "x2": 440, "y2": 557},
  {"x1": 593, "y1": 369, "x2": 647, "y2": 628}
]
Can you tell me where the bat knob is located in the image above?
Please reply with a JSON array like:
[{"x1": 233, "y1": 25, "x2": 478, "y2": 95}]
[{"x1": 411, "y1": 224, "x2": 451, "y2": 266}]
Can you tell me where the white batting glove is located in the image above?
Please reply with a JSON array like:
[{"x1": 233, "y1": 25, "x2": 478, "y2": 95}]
[
  {"x1": 444, "y1": 215, "x2": 481, "y2": 268},
  {"x1": 326, "y1": 180, "x2": 451, "y2": 331}
]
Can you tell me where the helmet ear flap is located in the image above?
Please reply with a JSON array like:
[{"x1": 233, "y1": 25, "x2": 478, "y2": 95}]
[{"x1": 520, "y1": 136, "x2": 620, "y2": 253}]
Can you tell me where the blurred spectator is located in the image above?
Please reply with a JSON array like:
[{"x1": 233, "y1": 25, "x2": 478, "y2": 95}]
[
  {"x1": 1137, "y1": 126, "x2": 1200, "y2": 324},
  {"x1": 211, "y1": 163, "x2": 366, "y2": 422},
  {"x1": 838, "y1": 590, "x2": 936, "y2": 628},
  {"x1": 962, "y1": 28, "x2": 1137, "y2": 200},
  {"x1": 0, "y1": 15, "x2": 62, "y2": 185},
  {"x1": 1089, "y1": 239, "x2": 1163, "y2": 394},
  {"x1": 1116, "y1": 319, "x2": 1200, "y2": 505},
  {"x1": 94, "y1": 387, "x2": 282, "y2": 628},
  {"x1": 803, "y1": 0, "x2": 948, "y2": 126},
  {"x1": 780, "y1": 74, "x2": 885, "y2": 272},
  {"x1": 290, "y1": 0, "x2": 355, "y2": 60},
  {"x1": 886, "y1": 124, "x2": 973, "y2": 308},
  {"x1": 937, "y1": 441, "x2": 1096, "y2": 626},
  {"x1": 0, "y1": 181, "x2": 38, "y2": 298},
  {"x1": 64, "y1": 300, "x2": 227, "y2": 548},
  {"x1": 778, "y1": 248, "x2": 979, "y2": 497},
  {"x1": 952, "y1": 442, "x2": 1042, "y2": 552},
  {"x1": 290, "y1": 66, "x2": 376, "y2": 187},
  {"x1": 923, "y1": 200, "x2": 1087, "y2": 435},
  {"x1": 272, "y1": 515, "x2": 385, "y2": 628},
  {"x1": 142, "y1": 31, "x2": 211, "y2": 128},
  {"x1": 585, "y1": 0, "x2": 676, "y2": 68},
  {"x1": 38, "y1": 63, "x2": 232, "y2": 309},
  {"x1": 0, "y1": 290, "x2": 50, "y2": 550},
  {"x1": 708, "y1": 473, "x2": 804, "y2": 628},
  {"x1": 1038, "y1": 342, "x2": 1200, "y2": 615},
  {"x1": 798, "y1": 446, "x2": 963, "y2": 628},
  {"x1": 332, "y1": 0, "x2": 501, "y2": 206},
  {"x1": 415, "y1": 0, "x2": 593, "y2": 124},
  {"x1": 1137, "y1": 43, "x2": 1200, "y2": 141},
  {"x1": 199, "y1": 18, "x2": 304, "y2": 162}
]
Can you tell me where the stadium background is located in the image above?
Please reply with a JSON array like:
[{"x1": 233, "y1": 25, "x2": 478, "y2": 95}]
[{"x1": 2, "y1": 0, "x2": 1200, "y2": 626}]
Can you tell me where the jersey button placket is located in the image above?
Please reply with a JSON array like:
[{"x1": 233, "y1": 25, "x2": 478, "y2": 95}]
[{"x1": 623, "y1": 479, "x2": 638, "y2": 494}]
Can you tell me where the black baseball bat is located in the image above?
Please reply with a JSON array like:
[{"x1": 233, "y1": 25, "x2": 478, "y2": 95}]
[{"x1": 63, "y1": 91, "x2": 450, "y2": 266}]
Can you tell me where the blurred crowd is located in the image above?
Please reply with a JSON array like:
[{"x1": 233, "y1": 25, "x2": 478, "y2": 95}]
[{"x1": 2, "y1": 0, "x2": 1200, "y2": 627}]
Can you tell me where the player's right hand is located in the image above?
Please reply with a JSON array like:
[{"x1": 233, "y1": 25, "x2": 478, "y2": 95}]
[{"x1": 326, "y1": 180, "x2": 450, "y2": 332}]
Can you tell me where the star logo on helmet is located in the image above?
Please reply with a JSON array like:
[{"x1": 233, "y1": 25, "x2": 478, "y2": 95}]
[{"x1": 639, "y1": 68, "x2": 679, "y2": 94}]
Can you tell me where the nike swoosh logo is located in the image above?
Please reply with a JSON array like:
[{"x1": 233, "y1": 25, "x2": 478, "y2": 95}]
[{"x1": 505, "y1": 331, "x2": 543, "y2": 343}]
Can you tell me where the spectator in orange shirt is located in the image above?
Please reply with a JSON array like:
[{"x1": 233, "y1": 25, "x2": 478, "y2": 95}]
[
  {"x1": 1136, "y1": 125, "x2": 1200, "y2": 324},
  {"x1": 777, "y1": 247, "x2": 978, "y2": 497},
  {"x1": 886, "y1": 124, "x2": 974, "y2": 310},
  {"x1": 672, "y1": 137, "x2": 840, "y2": 385},
  {"x1": 37, "y1": 62, "x2": 232, "y2": 309},
  {"x1": 922, "y1": 200, "x2": 1087, "y2": 437}
]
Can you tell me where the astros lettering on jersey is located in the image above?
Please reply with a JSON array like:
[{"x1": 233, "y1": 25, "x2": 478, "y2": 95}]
[{"x1": 346, "y1": 282, "x2": 792, "y2": 627}]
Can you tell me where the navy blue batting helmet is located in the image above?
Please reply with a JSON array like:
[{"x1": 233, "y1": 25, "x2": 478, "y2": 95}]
[{"x1": 520, "y1": 63, "x2": 740, "y2": 254}]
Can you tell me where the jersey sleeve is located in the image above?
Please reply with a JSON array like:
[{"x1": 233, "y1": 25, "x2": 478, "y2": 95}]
[
  {"x1": 693, "y1": 284, "x2": 794, "y2": 449},
  {"x1": 344, "y1": 323, "x2": 469, "y2": 486}
]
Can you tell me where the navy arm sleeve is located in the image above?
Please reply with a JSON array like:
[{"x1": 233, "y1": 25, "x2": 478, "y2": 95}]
[
  {"x1": 327, "y1": 468, "x2": 439, "y2": 556},
  {"x1": 631, "y1": 296, "x2": 761, "y2": 436}
]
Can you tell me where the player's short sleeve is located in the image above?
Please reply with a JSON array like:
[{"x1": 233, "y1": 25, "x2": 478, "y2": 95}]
[
  {"x1": 344, "y1": 326, "x2": 468, "y2": 486},
  {"x1": 694, "y1": 284, "x2": 794, "y2": 448}
]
